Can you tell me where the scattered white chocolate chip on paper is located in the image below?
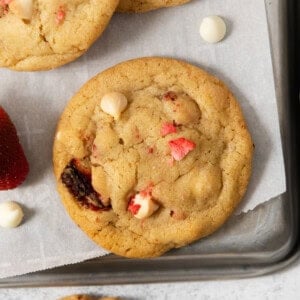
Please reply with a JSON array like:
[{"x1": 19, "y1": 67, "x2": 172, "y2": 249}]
[
  {"x1": 9, "y1": 0, "x2": 33, "y2": 20},
  {"x1": 0, "y1": 201, "x2": 24, "y2": 228},
  {"x1": 199, "y1": 15, "x2": 226, "y2": 43},
  {"x1": 100, "y1": 92, "x2": 128, "y2": 120},
  {"x1": 129, "y1": 193, "x2": 159, "y2": 219}
]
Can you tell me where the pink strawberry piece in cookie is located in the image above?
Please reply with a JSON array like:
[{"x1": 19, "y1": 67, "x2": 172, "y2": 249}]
[
  {"x1": 0, "y1": 0, "x2": 11, "y2": 15},
  {"x1": 0, "y1": 0, "x2": 11, "y2": 7},
  {"x1": 127, "y1": 197, "x2": 141, "y2": 215},
  {"x1": 127, "y1": 184, "x2": 159, "y2": 219},
  {"x1": 168, "y1": 137, "x2": 196, "y2": 161},
  {"x1": 61, "y1": 159, "x2": 110, "y2": 211},
  {"x1": 147, "y1": 147, "x2": 154, "y2": 154},
  {"x1": 56, "y1": 6, "x2": 65, "y2": 24},
  {"x1": 163, "y1": 91, "x2": 177, "y2": 101},
  {"x1": 161, "y1": 122, "x2": 177, "y2": 137}
]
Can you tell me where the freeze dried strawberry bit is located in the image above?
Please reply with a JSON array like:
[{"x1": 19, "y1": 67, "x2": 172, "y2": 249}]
[
  {"x1": 127, "y1": 191, "x2": 159, "y2": 219},
  {"x1": 168, "y1": 137, "x2": 196, "y2": 161},
  {"x1": 147, "y1": 147, "x2": 154, "y2": 154},
  {"x1": 55, "y1": 6, "x2": 65, "y2": 24},
  {"x1": 127, "y1": 197, "x2": 141, "y2": 215},
  {"x1": 0, "y1": 106, "x2": 29, "y2": 190},
  {"x1": 0, "y1": 0, "x2": 11, "y2": 7},
  {"x1": 161, "y1": 122, "x2": 177, "y2": 137},
  {"x1": 0, "y1": 0, "x2": 11, "y2": 16},
  {"x1": 162, "y1": 91, "x2": 177, "y2": 101},
  {"x1": 61, "y1": 159, "x2": 110, "y2": 211}
]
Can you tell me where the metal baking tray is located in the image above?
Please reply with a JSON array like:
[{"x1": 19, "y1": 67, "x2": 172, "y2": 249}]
[{"x1": 1, "y1": 0, "x2": 299, "y2": 287}]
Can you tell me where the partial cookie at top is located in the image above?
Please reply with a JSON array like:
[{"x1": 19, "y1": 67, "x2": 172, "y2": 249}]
[
  {"x1": 0, "y1": 0, "x2": 119, "y2": 71},
  {"x1": 59, "y1": 295, "x2": 119, "y2": 300},
  {"x1": 117, "y1": 0, "x2": 191, "y2": 13},
  {"x1": 53, "y1": 57, "x2": 253, "y2": 258}
]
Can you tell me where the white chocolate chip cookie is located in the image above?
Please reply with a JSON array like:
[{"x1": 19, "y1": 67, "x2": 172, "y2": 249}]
[
  {"x1": 0, "y1": 0, "x2": 119, "y2": 71},
  {"x1": 117, "y1": 0, "x2": 191, "y2": 13},
  {"x1": 53, "y1": 57, "x2": 253, "y2": 258}
]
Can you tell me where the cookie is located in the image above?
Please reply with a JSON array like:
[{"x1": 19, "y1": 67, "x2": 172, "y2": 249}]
[
  {"x1": 59, "y1": 296, "x2": 93, "y2": 300},
  {"x1": 117, "y1": 0, "x2": 191, "y2": 13},
  {"x1": 0, "y1": 0, "x2": 119, "y2": 71},
  {"x1": 59, "y1": 295, "x2": 119, "y2": 300},
  {"x1": 53, "y1": 57, "x2": 253, "y2": 258}
]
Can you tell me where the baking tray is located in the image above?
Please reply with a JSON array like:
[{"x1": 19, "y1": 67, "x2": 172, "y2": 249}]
[{"x1": 0, "y1": 0, "x2": 299, "y2": 287}]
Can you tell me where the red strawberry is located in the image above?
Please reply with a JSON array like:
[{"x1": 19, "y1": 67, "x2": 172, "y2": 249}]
[
  {"x1": 161, "y1": 122, "x2": 177, "y2": 137},
  {"x1": 0, "y1": 106, "x2": 29, "y2": 190},
  {"x1": 168, "y1": 137, "x2": 196, "y2": 161}
]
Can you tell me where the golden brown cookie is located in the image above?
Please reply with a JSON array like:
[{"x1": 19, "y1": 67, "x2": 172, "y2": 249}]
[
  {"x1": 117, "y1": 0, "x2": 191, "y2": 13},
  {"x1": 53, "y1": 57, "x2": 253, "y2": 258},
  {"x1": 59, "y1": 295, "x2": 93, "y2": 300},
  {"x1": 0, "y1": 0, "x2": 119, "y2": 71},
  {"x1": 59, "y1": 295, "x2": 119, "y2": 300}
]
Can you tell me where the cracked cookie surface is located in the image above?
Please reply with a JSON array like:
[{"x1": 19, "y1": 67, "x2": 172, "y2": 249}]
[
  {"x1": 0, "y1": 0, "x2": 119, "y2": 71},
  {"x1": 117, "y1": 0, "x2": 191, "y2": 13},
  {"x1": 53, "y1": 57, "x2": 253, "y2": 258}
]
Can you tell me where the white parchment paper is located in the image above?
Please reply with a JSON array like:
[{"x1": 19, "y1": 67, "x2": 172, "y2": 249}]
[{"x1": 0, "y1": 0, "x2": 286, "y2": 278}]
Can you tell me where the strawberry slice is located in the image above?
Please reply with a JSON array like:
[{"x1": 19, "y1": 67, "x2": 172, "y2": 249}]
[
  {"x1": 0, "y1": 106, "x2": 29, "y2": 190},
  {"x1": 168, "y1": 137, "x2": 196, "y2": 161},
  {"x1": 161, "y1": 122, "x2": 177, "y2": 137}
]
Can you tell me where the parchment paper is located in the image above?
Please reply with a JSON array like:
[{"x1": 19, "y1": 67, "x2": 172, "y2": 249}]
[{"x1": 0, "y1": 0, "x2": 286, "y2": 279}]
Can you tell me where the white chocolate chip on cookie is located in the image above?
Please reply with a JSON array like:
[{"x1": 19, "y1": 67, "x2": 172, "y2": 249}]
[
  {"x1": 100, "y1": 92, "x2": 128, "y2": 120},
  {"x1": 199, "y1": 16, "x2": 226, "y2": 43},
  {"x1": 9, "y1": 0, "x2": 33, "y2": 20},
  {"x1": 128, "y1": 193, "x2": 159, "y2": 219},
  {"x1": 0, "y1": 201, "x2": 24, "y2": 228}
]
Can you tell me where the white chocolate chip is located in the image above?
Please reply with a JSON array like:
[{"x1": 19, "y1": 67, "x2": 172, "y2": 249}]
[
  {"x1": 0, "y1": 201, "x2": 24, "y2": 228},
  {"x1": 9, "y1": 0, "x2": 33, "y2": 20},
  {"x1": 55, "y1": 131, "x2": 62, "y2": 140},
  {"x1": 199, "y1": 16, "x2": 226, "y2": 43},
  {"x1": 100, "y1": 92, "x2": 128, "y2": 120},
  {"x1": 131, "y1": 194, "x2": 159, "y2": 219}
]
